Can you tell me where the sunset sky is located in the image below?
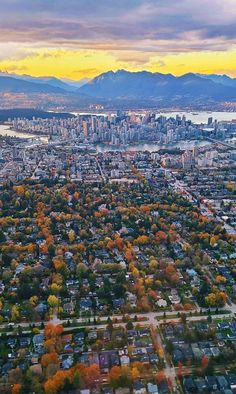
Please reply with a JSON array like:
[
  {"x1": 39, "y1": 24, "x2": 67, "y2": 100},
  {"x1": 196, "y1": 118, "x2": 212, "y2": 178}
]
[{"x1": 1, "y1": 0, "x2": 236, "y2": 80}]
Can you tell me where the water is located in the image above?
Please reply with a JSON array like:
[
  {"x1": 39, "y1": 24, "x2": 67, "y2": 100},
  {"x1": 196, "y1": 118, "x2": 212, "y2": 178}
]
[
  {"x1": 1, "y1": 110, "x2": 236, "y2": 152},
  {"x1": 0, "y1": 125, "x2": 38, "y2": 139},
  {"x1": 75, "y1": 111, "x2": 236, "y2": 124},
  {"x1": 0, "y1": 125, "x2": 48, "y2": 143},
  {"x1": 154, "y1": 111, "x2": 236, "y2": 123}
]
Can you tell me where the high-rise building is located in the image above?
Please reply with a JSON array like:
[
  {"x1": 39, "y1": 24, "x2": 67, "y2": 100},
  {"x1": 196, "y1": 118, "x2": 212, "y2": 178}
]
[{"x1": 182, "y1": 150, "x2": 194, "y2": 170}]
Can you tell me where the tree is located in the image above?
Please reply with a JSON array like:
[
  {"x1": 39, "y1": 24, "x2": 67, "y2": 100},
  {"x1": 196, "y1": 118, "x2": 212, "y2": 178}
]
[
  {"x1": 11, "y1": 305, "x2": 20, "y2": 322},
  {"x1": 12, "y1": 384, "x2": 22, "y2": 394},
  {"x1": 41, "y1": 352, "x2": 59, "y2": 369},
  {"x1": 0, "y1": 230, "x2": 6, "y2": 242},
  {"x1": 50, "y1": 283, "x2": 61, "y2": 294},
  {"x1": 68, "y1": 229, "x2": 75, "y2": 243},
  {"x1": 177, "y1": 361, "x2": 183, "y2": 378},
  {"x1": 47, "y1": 295, "x2": 59, "y2": 309},
  {"x1": 29, "y1": 296, "x2": 38, "y2": 307},
  {"x1": 201, "y1": 355, "x2": 209, "y2": 371},
  {"x1": 84, "y1": 364, "x2": 100, "y2": 388},
  {"x1": 107, "y1": 317, "x2": 113, "y2": 333},
  {"x1": 126, "y1": 320, "x2": 134, "y2": 330},
  {"x1": 215, "y1": 275, "x2": 226, "y2": 284},
  {"x1": 73, "y1": 370, "x2": 80, "y2": 388},
  {"x1": 9, "y1": 368, "x2": 22, "y2": 385},
  {"x1": 44, "y1": 324, "x2": 64, "y2": 353},
  {"x1": 180, "y1": 313, "x2": 187, "y2": 325},
  {"x1": 109, "y1": 366, "x2": 122, "y2": 388},
  {"x1": 156, "y1": 370, "x2": 166, "y2": 384},
  {"x1": 109, "y1": 366, "x2": 132, "y2": 389},
  {"x1": 135, "y1": 235, "x2": 150, "y2": 245}
]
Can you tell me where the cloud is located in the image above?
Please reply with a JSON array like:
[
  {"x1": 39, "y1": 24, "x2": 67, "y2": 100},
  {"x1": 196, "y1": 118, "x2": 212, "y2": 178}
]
[
  {"x1": 0, "y1": 0, "x2": 235, "y2": 54},
  {"x1": 0, "y1": 0, "x2": 236, "y2": 78},
  {"x1": 156, "y1": 60, "x2": 166, "y2": 68}
]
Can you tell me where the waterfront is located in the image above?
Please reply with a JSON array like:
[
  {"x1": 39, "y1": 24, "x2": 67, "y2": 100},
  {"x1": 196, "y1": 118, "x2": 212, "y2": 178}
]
[
  {"x1": 0, "y1": 125, "x2": 38, "y2": 139},
  {"x1": 75, "y1": 110, "x2": 236, "y2": 124},
  {"x1": 155, "y1": 111, "x2": 236, "y2": 123},
  {"x1": 0, "y1": 125, "x2": 48, "y2": 143},
  {"x1": 1, "y1": 110, "x2": 236, "y2": 152}
]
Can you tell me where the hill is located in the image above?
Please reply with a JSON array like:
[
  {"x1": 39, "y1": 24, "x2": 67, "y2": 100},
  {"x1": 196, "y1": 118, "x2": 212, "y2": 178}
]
[{"x1": 0, "y1": 75, "x2": 67, "y2": 94}]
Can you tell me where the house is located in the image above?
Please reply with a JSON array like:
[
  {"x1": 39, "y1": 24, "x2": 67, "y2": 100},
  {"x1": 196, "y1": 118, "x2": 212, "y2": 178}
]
[
  {"x1": 113, "y1": 298, "x2": 125, "y2": 309},
  {"x1": 157, "y1": 299, "x2": 167, "y2": 308},
  {"x1": 211, "y1": 347, "x2": 220, "y2": 357},
  {"x1": 149, "y1": 353, "x2": 159, "y2": 364},
  {"x1": 88, "y1": 331, "x2": 97, "y2": 340},
  {"x1": 103, "y1": 388, "x2": 113, "y2": 394},
  {"x1": 30, "y1": 353, "x2": 39, "y2": 364},
  {"x1": 110, "y1": 352, "x2": 120, "y2": 367},
  {"x1": 0, "y1": 281, "x2": 5, "y2": 294},
  {"x1": 194, "y1": 378, "x2": 208, "y2": 392},
  {"x1": 61, "y1": 355, "x2": 74, "y2": 369},
  {"x1": 191, "y1": 344, "x2": 202, "y2": 360},
  {"x1": 147, "y1": 383, "x2": 158, "y2": 394},
  {"x1": 158, "y1": 381, "x2": 169, "y2": 394},
  {"x1": 80, "y1": 390, "x2": 90, "y2": 394},
  {"x1": 74, "y1": 332, "x2": 85, "y2": 346},
  {"x1": 33, "y1": 333, "x2": 44, "y2": 351},
  {"x1": 35, "y1": 303, "x2": 47, "y2": 314},
  {"x1": 126, "y1": 292, "x2": 137, "y2": 307},
  {"x1": 186, "y1": 268, "x2": 198, "y2": 278},
  {"x1": 133, "y1": 381, "x2": 147, "y2": 394},
  {"x1": 120, "y1": 355, "x2": 130, "y2": 366},
  {"x1": 7, "y1": 338, "x2": 17, "y2": 348},
  {"x1": 217, "y1": 376, "x2": 229, "y2": 390},
  {"x1": 169, "y1": 289, "x2": 181, "y2": 305},
  {"x1": 80, "y1": 353, "x2": 90, "y2": 365},
  {"x1": 19, "y1": 337, "x2": 31, "y2": 348},
  {"x1": 227, "y1": 374, "x2": 236, "y2": 389},
  {"x1": 103, "y1": 331, "x2": 111, "y2": 342},
  {"x1": 1, "y1": 362, "x2": 13, "y2": 376},
  {"x1": 183, "y1": 377, "x2": 196, "y2": 393},
  {"x1": 79, "y1": 298, "x2": 93, "y2": 312},
  {"x1": 206, "y1": 376, "x2": 218, "y2": 391},
  {"x1": 99, "y1": 352, "x2": 109, "y2": 372},
  {"x1": 173, "y1": 348, "x2": 184, "y2": 363},
  {"x1": 63, "y1": 302, "x2": 75, "y2": 313}
]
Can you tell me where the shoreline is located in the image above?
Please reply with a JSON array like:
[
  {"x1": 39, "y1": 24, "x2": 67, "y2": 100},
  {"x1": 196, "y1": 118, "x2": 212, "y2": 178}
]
[{"x1": 0, "y1": 124, "x2": 46, "y2": 139}]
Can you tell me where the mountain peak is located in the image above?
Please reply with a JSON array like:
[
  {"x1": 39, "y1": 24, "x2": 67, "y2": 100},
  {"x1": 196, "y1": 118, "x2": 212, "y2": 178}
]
[{"x1": 78, "y1": 69, "x2": 236, "y2": 103}]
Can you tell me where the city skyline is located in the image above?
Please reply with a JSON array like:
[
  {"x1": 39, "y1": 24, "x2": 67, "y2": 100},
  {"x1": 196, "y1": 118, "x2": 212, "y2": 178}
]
[{"x1": 1, "y1": 0, "x2": 236, "y2": 80}]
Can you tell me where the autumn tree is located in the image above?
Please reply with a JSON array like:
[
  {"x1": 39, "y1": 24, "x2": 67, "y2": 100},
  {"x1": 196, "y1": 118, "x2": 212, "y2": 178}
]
[{"x1": 12, "y1": 384, "x2": 22, "y2": 394}]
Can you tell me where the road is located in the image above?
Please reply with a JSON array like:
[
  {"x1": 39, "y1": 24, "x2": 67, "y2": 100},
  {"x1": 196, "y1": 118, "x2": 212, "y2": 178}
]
[{"x1": 2, "y1": 307, "x2": 235, "y2": 333}]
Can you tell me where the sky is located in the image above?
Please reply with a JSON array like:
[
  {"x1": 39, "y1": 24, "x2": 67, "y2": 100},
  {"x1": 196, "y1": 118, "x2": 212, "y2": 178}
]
[{"x1": 0, "y1": 0, "x2": 236, "y2": 80}]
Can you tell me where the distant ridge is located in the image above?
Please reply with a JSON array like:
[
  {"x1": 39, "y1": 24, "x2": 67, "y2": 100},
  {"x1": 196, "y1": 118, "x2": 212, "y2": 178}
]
[
  {"x1": 196, "y1": 73, "x2": 236, "y2": 88},
  {"x1": 0, "y1": 70, "x2": 236, "y2": 108},
  {"x1": 0, "y1": 72, "x2": 84, "y2": 92},
  {"x1": 78, "y1": 69, "x2": 236, "y2": 104},
  {"x1": 0, "y1": 75, "x2": 67, "y2": 94}
]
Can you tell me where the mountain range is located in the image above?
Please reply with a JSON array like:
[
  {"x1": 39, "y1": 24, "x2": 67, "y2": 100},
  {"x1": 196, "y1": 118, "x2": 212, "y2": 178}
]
[
  {"x1": 0, "y1": 70, "x2": 236, "y2": 108},
  {"x1": 79, "y1": 70, "x2": 236, "y2": 104},
  {"x1": 0, "y1": 72, "x2": 87, "y2": 92}
]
